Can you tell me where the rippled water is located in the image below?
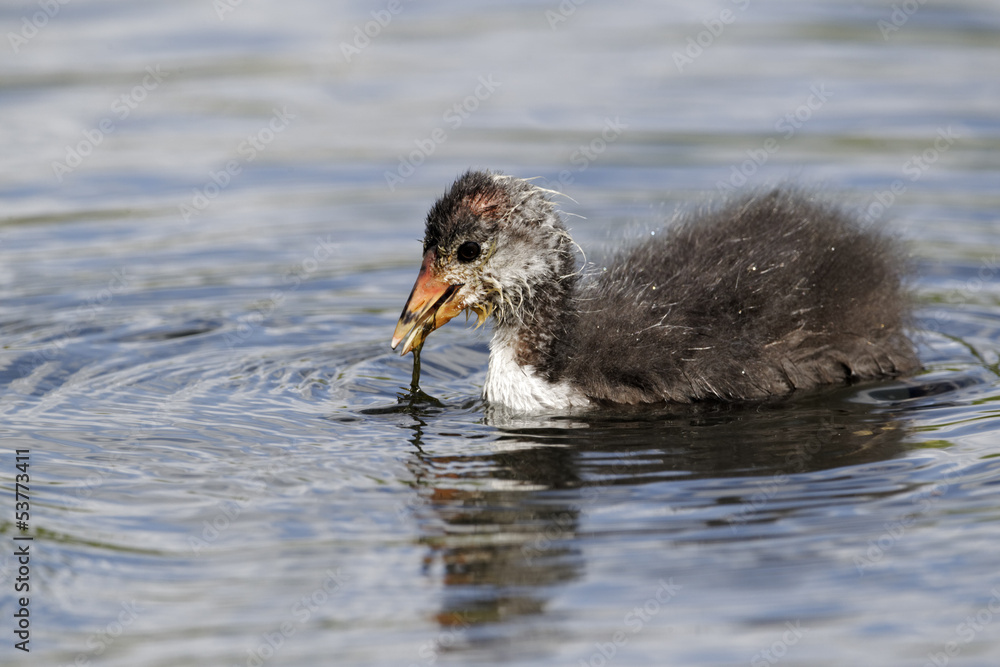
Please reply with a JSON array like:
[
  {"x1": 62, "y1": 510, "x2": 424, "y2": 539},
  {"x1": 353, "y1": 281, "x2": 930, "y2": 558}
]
[{"x1": 2, "y1": 1, "x2": 1000, "y2": 665}]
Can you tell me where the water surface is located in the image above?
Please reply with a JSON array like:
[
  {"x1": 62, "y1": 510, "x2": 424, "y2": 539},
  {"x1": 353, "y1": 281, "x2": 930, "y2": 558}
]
[{"x1": 2, "y1": 1, "x2": 1000, "y2": 665}]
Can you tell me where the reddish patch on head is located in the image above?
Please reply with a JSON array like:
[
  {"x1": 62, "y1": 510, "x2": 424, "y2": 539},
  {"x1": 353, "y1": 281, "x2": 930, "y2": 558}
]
[{"x1": 460, "y1": 184, "x2": 508, "y2": 220}]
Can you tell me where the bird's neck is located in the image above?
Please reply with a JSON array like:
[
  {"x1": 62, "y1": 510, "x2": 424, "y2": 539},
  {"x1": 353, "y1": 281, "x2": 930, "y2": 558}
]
[
  {"x1": 483, "y1": 246, "x2": 589, "y2": 412},
  {"x1": 494, "y1": 250, "x2": 578, "y2": 379},
  {"x1": 483, "y1": 324, "x2": 588, "y2": 412}
]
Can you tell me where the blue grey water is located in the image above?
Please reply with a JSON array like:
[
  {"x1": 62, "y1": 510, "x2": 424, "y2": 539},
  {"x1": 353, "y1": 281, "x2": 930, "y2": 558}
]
[{"x1": 1, "y1": 0, "x2": 999, "y2": 665}]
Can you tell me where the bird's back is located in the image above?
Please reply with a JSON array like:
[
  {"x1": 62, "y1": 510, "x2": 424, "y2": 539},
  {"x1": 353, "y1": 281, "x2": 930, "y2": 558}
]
[{"x1": 561, "y1": 189, "x2": 919, "y2": 404}]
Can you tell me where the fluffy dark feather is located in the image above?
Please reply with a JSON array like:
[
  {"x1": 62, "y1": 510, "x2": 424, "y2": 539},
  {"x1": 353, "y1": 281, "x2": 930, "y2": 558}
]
[{"x1": 561, "y1": 189, "x2": 919, "y2": 403}]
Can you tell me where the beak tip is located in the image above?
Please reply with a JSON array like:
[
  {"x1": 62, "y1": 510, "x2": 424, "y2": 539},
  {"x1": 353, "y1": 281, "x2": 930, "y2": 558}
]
[
  {"x1": 392, "y1": 254, "x2": 463, "y2": 359},
  {"x1": 390, "y1": 336, "x2": 409, "y2": 356},
  {"x1": 390, "y1": 330, "x2": 411, "y2": 355}
]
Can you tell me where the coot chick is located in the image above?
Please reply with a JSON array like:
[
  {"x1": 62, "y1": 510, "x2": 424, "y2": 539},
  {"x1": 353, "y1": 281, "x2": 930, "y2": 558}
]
[{"x1": 391, "y1": 170, "x2": 919, "y2": 412}]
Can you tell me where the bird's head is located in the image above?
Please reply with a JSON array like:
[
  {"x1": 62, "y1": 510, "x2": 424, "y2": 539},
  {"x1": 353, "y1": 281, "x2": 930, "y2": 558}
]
[{"x1": 391, "y1": 170, "x2": 575, "y2": 355}]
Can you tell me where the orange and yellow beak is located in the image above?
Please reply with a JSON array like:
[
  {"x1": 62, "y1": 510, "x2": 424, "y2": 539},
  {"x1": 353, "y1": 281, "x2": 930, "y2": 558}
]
[{"x1": 391, "y1": 251, "x2": 465, "y2": 355}]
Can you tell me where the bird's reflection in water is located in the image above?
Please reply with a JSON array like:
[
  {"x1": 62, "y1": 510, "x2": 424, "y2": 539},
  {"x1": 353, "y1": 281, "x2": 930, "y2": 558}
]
[
  {"x1": 388, "y1": 380, "x2": 917, "y2": 657},
  {"x1": 403, "y1": 415, "x2": 585, "y2": 635}
]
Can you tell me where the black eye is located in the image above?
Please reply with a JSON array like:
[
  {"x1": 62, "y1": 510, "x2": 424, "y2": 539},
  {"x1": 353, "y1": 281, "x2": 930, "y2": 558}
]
[{"x1": 456, "y1": 241, "x2": 481, "y2": 263}]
